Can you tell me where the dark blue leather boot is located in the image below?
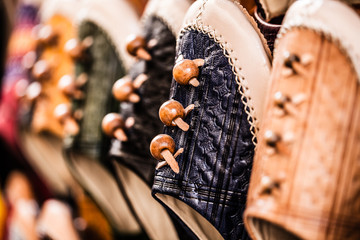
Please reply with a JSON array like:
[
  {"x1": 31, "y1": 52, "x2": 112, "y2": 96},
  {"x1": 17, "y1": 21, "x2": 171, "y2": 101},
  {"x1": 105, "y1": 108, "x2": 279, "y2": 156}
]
[{"x1": 150, "y1": 0, "x2": 272, "y2": 239}]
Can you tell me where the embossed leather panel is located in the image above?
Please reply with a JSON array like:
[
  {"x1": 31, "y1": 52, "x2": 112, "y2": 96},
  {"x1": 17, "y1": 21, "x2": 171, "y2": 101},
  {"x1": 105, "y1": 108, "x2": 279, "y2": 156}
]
[
  {"x1": 152, "y1": 29, "x2": 254, "y2": 240},
  {"x1": 110, "y1": 16, "x2": 175, "y2": 184},
  {"x1": 68, "y1": 21, "x2": 124, "y2": 160}
]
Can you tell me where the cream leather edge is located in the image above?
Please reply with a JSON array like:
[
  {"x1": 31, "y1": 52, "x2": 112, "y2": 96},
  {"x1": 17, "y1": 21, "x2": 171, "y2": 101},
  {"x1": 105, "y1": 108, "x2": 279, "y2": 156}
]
[
  {"x1": 155, "y1": 193, "x2": 224, "y2": 240},
  {"x1": 40, "y1": 0, "x2": 81, "y2": 22},
  {"x1": 260, "y1": 0, "x2": 360, "y2": 21},
  {"x1": 113, "y1": 162, "x2": 179, "y2": 240},
  {"x1": 142, "y1": 0, "x2": 193, "y2": 37},
  {"x1": 22, "y1": 0, "x2": 43, "y2": 6},
  {"x1": 181, "y1": 0, "x2": 272, "y2": 143},
  {"x1": 259, "y1": 0, "x2": 294, "y2": 21},
  {"x1": 19, "y1": 131, "x2": 74, "y2": 195},
  {"x1": 277, "y1": 0, "x2": 360, "y2": 83},
  {"x1": 68, "y1": 153, "x2": 141, "y2": 233},
  {"x1": 76, "y1": 0, "x2": 141, "y2": 70}
]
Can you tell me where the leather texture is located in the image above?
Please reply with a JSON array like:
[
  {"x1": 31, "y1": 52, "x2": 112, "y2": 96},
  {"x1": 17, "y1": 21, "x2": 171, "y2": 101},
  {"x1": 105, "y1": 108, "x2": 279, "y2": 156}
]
[
  {"x1": 244, "y1": 1, "x2": 360, "y2": 239},
  {"x1": 253, "y1": 7, "x2": 281, "y2": 54},
  {"x1": 110, "y1": 15, "x2": 185, "y2": 240},
  {"x1": 278, "y1": 0, "x2": 360, "y2": 84},
  {"x1": 68, "y1": 21, "x2": 123, "y2": 159},
  {"x1": 64, "y1": 22, "x2": 144, "y2": 236},
  {"x1": 258, "y1": 0, "x2": 294, "y2": 21},
  {"x1": 152, "y1": 29, "x2": 254, "y2": 240},
  {"x1": 182, "y1": 0, "x2": 271, "y2": 127},
  {"x1": 110, "y1": 15, "x2": 175, "y2": 184}
]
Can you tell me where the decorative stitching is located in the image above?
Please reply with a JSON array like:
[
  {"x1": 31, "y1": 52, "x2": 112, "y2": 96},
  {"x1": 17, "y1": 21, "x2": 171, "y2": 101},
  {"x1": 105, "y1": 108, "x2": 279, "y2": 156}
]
[
  {"x1": 178, "y1": 21, "x2": 259, "y2": 146},
  {"x1": 275, "y1": 25, "x2": 359, "y2": 83},
  {"x1": 275, "y1": 0, "x2": 360, "y2": 83}
]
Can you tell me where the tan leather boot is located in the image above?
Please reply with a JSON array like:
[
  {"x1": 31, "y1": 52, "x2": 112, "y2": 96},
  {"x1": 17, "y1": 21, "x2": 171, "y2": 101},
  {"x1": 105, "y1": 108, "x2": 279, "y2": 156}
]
[{"x1": 244, "y1": 0, "x2": 360, "y2": 239}]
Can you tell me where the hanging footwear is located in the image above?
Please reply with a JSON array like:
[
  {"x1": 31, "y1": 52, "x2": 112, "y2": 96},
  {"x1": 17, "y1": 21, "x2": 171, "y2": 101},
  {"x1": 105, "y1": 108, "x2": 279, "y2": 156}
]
[
  {"x1": 105, "y1": 0, "x2": 193, "y2": 239},
  {"x1": 17, "y1": 0, "x2": 83, "y2": 197},
  {"x1": 150, "y1": 0, "x2": 271, "y2": 239},
  {"x1": 0, "y1": 0, "x2": 52, "y2": 204},
  {"x1": 244, "y1": 0, "x2": 360, "y2": 239},
  {"x1": 62, "y1": 0, "x2": 147, "y2": 238}
]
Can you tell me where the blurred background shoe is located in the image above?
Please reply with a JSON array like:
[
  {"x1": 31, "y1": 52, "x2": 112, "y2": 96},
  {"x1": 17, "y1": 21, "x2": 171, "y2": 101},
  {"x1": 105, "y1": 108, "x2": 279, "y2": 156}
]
[
  {"x1": 62, "y1": 0, "x2": 149, "y2": 238},
  {"x1": 0, "y1": 0, "x2": 18, "y2": 95},
  {"x1": 105, "y1": 0, "x2": 193, "y2": 239},
  {"x1": 0, "y1": 0, "x2": 52, "y2": 207}
]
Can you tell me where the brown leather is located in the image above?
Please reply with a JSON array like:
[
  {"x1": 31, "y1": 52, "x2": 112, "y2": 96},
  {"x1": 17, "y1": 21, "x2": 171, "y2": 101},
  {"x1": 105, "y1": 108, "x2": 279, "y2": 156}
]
[
  {"x1": 0, "y1": 192, "x2": 5, "y2": 240},
  {"x1": 244, "y1": 28, "x2": 360, "y2": 240},
  {"x1": 126, "y1": 0, "x2": 148, "y2": 16},
  {"x1": 31, "y1": 14, "x2": 76, "y2": 137},
  {"x1": 253, "y1": 6, "x2": 281, "y2": 54},
  {"x1": 237, "y1": 0, "x2": 257, "y2": 16},
  {"x1": 76, "y1": 194, "x2": 113, "y2": 240}
]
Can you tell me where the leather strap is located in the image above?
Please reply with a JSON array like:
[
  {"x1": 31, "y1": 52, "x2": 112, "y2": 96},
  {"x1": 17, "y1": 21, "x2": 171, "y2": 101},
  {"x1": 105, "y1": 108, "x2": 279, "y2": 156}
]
[{"x1": 254, "y1": 6, "x2": 281, "y2": 54}]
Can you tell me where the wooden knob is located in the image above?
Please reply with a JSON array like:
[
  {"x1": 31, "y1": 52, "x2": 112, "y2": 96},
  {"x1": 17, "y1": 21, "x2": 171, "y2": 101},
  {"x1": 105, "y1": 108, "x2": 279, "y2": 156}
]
[
  {"x1": 112, "y1": 77, "x2": 140, "y2": 102},
  {"x1": 58, "y1": 75, "x2": 84, "y2": 99},
  {"x1": 102, "y1": 113, "x2": 128, "y2": 141},
  {"x1": 126, "y1": 35, "x2": 151, "y2": 61},
  {"x1": 274, "y1": 91, "x2": 289, "y2": 108},
  {"x1": 58, "y1": 75, "x2": 75, "y2": 95},
  {"x1": 54, "y1": 104, "x2": 71, "y2": 122},
  {"x1": 159, "y1": 100, "x2": 189, "y2": 131},
  {"x1": 259, "y1": 176, "x2": 279, "y2": 195},
  {"x1": 150, "y1": 134, "x2": 179, "y2": 173},
  {"x1": 173, "y1": 59, "x2": 204, "y2": 87},
  {"x1": 264, "y1": 130, "x2": 280, "y2": 147},
  {"x1": 284, "y1": 52, "x2": 300, "y2": 69},
  {"x1": 36, "y1": 25, "x2": 57, "y2": 45},
  {"x1": 273, "y1": 91, "x2": 298, "y2": 115},
  {"x1": 64, "y1": 37, "x2": 92, "y2": 60},
  {"x1": 54, "y1": 104, "x2": 79, "y2": 135},
  {"x1": 32, "y1": 60, "x2": 51, "y2": 80},
  {"x1": 25, "y1": 81, "x2": 42, "y2": 101},
  {"x1": 64, "y1": 39, "x2": 82, "y2": 59},
  {"x1": 22, "y1": 51, "x2": 37, "y2": 70}
]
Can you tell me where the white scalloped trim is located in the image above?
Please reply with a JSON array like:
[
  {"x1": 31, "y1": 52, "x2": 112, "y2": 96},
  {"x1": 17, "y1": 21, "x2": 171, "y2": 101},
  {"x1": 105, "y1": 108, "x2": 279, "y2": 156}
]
[
  {"x1": 179, "y1": 0, "x2": 272, "y2": 145},
  {"x1": 141, "y1": 0, "x2": 193, "y2": 37},
  {"x1": 259, "y1": 0, "x2": 360, "y2": 22},
  {"x1": 276, "y1": 0, "x2": 360, "y2": 83}
]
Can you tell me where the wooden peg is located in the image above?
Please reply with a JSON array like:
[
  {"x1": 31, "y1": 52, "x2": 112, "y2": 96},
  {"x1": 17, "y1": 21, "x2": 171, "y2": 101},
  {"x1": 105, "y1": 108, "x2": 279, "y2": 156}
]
[
  {"x1": 54, "y1": 104, "x2": 79, "y2": 135},
  {"x1": 150, "y1": 134, "x2": 180, "y2": 173},
  {"x1": 32, "y1": 60, "x2": 51, "y2": 80},
  {"x1": 173, "y1": 59, "x2": 204, "y2": 87},
  {"x1": 126, "y1": 35, "x2": 151, "y2": 61},
  {"x1": 112, "y1": 77, "x2": 140, "y2": 102},
  {"x1": 102, "y1": 113, "x2": 128, "y2": 141},
  {"x1": 159, "y1": 100, "x2": 194, "y2": 131}
]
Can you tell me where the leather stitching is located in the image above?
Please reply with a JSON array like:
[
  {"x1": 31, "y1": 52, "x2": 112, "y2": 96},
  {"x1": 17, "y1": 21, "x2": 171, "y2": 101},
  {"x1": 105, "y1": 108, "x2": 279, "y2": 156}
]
[{"x1": 179, "y1": 21, "x2": 259, "y2": 146}]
